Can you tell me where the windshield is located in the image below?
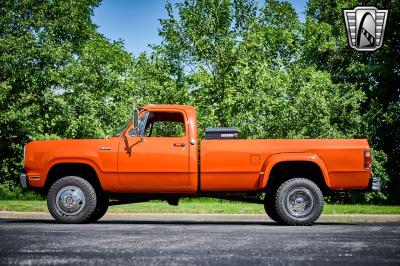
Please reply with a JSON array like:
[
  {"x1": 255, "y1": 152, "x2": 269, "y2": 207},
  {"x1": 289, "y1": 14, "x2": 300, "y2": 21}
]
[
  {"x1": 113, "y1": 112, "x2": 148, "y2": 137},
  {"x1": 113, "y1": 119, "x2": 130, "y2": 137}
]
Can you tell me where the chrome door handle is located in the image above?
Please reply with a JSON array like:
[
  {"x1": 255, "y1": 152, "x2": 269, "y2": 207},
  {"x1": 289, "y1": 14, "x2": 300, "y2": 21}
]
[{"x1": 174, "y1": 143, "x2": 185, "y2": 147}]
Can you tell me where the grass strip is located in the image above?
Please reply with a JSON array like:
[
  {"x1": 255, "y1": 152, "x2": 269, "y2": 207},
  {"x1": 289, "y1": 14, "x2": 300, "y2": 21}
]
[{"x1": 0, "y1": 200, "x2": 399, "y2": 214}]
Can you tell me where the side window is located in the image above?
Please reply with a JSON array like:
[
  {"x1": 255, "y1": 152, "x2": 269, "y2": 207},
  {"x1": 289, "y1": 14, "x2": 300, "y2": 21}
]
[{"x1": 145, "y1": 112, "x2": 185, "y2": 137}]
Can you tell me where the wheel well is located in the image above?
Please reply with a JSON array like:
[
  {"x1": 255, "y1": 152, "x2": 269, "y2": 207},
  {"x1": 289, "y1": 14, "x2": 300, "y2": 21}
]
[
  {"x1": 266, "y1": 161, "x2": 328, "y2": 194},
  {"x1": 44, "y1": 163, "x2": 102, "y2": 193}
]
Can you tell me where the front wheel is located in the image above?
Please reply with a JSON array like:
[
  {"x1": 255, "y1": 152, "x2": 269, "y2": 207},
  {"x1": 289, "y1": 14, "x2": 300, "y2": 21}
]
[
  {"x1": 89, "y1": 193, "x2": 109, "y2": 222},
  {"x1": 274, "y1": 178, "x2": 324, "y2": 226},
  {"x1": 47, "y1": 176, "x2": 97, "y2": 224}
]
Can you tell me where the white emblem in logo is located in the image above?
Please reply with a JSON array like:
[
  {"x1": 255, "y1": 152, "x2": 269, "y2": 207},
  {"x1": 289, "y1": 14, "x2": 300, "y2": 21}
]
[{"x1": 343, "y1": 6, "x2": 388, "y2": 52}]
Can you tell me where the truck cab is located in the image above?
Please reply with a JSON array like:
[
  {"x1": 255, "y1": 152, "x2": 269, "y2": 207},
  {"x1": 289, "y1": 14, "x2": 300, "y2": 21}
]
[{"x1": 118, "y1": 105, "x2": 199, "y2": 192}]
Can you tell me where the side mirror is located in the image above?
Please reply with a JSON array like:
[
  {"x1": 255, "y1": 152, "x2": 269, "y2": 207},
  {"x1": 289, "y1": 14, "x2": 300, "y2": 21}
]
[{"x1": 132, "y1": 108, "x2": 140, "y2": 135}]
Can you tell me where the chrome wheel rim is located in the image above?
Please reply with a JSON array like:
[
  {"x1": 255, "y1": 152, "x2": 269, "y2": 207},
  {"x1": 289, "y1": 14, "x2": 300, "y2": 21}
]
[
  {"x1": 55, "y1": 186, "x2": 86, "y2": 216},
  {"x1": 285, "y1": 187, "x2": 314, "y2": 218}
]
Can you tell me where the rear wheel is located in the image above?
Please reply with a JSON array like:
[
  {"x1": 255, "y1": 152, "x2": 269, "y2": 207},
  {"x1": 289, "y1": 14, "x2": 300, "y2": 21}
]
[
  {"x1": 264, "y1": 190, "x2": 283, "y2": 223},
  {"x1": 47, "y1": 176, "x2": 97, "y2": 224},
  {"x1": 274, "y1": 178, "x2": 323, "y2": 226}
]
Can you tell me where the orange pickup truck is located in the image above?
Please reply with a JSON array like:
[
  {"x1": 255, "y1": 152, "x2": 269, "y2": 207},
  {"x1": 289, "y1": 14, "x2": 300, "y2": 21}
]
[{"x1": 20, "y1": 104, "x2": 380, "y2": 225}]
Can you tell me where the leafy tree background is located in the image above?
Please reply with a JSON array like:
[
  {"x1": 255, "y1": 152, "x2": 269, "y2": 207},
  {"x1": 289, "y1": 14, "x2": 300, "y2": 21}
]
[{"x1": 0, "y1": 0, "x2": 398, "y2": 203}]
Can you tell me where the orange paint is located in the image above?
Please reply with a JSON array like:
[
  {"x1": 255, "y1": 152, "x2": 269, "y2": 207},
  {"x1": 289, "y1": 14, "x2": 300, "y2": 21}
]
[{"x1": 23, "y1": 104, "x2": 372, "y2": 193}]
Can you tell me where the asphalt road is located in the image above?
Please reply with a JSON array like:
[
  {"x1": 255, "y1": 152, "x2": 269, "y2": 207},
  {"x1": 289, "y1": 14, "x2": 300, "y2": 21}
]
[{"x1": 0, "y1": 218, "x2": 399, "y2": 265}]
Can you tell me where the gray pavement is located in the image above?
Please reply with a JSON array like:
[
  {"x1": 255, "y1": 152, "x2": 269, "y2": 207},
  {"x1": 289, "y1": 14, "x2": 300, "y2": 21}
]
[
  {"x1": 1, "y1": 211, "x2": 400, "y2": 222},
  {"x1": 0, "y1": 213, "x2": 399, "y2": 265}
]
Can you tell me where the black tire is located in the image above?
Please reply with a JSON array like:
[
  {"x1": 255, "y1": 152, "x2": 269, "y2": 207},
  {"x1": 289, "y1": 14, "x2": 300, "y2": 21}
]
[
  {"x1": 274, "y1": 178, "x2": 324, "y2": 226},
  {"x1": 264, "y1": 191, "x2": 284, "y2": 224},
  {"x1": 88, "y1": 193, "x2": 109, "y2": 222},
  {"x1": 47, "y1": 176, "x2": 97, "y2": 224}
]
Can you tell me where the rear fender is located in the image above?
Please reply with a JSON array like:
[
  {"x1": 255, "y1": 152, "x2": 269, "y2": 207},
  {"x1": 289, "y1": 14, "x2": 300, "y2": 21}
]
[{"x1": 258, "y1": 153, "x2": 331, "y2": 189}]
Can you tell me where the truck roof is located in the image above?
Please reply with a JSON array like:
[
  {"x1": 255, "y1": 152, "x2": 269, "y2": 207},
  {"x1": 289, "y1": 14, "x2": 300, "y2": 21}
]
[{"x1": 143, "y1": 104, "x2": 196, "y2": 113}]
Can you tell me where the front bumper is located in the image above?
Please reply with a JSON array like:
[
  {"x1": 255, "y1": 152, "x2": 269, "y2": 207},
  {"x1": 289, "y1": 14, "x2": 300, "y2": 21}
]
[
  {"x1": 19, "y1": 168, "x2": 27, "y2": 188},
  {"x1": 369, "y1": 176, "x2": 381, "y2": 192}
]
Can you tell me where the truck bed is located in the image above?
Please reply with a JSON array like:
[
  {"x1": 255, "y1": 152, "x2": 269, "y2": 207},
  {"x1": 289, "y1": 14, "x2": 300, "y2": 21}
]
[{"x1": 200, "y1": 139, "x2": 370, "y2": 191}]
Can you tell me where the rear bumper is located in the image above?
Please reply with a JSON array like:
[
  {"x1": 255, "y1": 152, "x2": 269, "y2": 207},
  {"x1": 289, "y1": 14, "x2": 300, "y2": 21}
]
[
  {"x1": 368, "y1": 176, "x2": 381, "y2": 192},
  {"x1": 19, "y1": 168, "x2": 27, "y2": 188}
]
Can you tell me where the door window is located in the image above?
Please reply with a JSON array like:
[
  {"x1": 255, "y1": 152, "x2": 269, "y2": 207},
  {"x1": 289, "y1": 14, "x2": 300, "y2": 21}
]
[{"x1": 144, "y1": 112, "x2": 186, "y2": 137}]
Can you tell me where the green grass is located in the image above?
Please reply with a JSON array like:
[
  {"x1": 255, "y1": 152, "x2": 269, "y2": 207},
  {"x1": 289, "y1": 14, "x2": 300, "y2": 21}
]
[{"x1": 0, "y1": 199, "x2": 399, "y2": 214}]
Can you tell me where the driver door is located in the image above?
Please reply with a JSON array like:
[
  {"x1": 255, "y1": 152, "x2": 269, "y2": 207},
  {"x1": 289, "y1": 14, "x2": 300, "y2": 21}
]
[{"x1": 117, "y1": 110, "x2": 191, "y2": 192}]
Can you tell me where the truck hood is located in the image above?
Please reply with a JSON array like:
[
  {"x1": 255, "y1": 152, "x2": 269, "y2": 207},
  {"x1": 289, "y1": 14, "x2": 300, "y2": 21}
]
[{"x1": 24, "y1": 137, "x2": 121, "y2": 173}]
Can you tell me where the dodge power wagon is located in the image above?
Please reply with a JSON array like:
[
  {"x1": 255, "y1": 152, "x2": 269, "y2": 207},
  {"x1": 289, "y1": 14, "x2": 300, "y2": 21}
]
[{"x1": 20, "y1": 104, "x2": 380, "y2": 225}]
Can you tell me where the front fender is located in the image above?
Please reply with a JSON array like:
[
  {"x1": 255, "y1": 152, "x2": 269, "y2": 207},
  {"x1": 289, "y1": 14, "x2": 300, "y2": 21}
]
[
  {"x1": 258, "y1": 153, "x2": 331, "y2": 189},
  {"x1": 28, "y1": 158, "x2": 103, "y2": 189}
]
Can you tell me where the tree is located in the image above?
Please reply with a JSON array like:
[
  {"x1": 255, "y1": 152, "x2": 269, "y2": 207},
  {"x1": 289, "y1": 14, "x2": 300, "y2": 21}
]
[
  {"x1": 156, "y1": 0, "x2": 365, "y2": 140},
  {"x1": 0, "y1": 0, "x2": 138, "y2": 184},
  {"x1": 49, "y1": 35, "x2": 137, "y2": 139},
  {"x1": 157, "y1": 0, "x2": 258, "y2": 127},
  {"x1": 305, "y1": 0, "x2": 399, "y2": 203},
  {"x1": 0, "y1": 0, "x2": 99, "y2": 182}
]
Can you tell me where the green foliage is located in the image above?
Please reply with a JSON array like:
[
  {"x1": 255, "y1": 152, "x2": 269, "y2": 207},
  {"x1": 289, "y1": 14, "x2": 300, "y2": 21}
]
[
  {"x1": 147, "y1": 121, "x2": 185, "y2": 137},
  {"x1": 1, "y1": 0, "x2": 101, "y2": 182},
  {"x1": 0, "y1": 180, "x2": 42, "y2": 200},
  {"x1": 0, "y1": 0, "x2": 135, "y2": 184},
  {"x1": 0, "y1": 0, "x2": 397, "y2": 203},
  {"x1": 345, "y1": 149, "x2": 389, "y2": 204},
  {"x1": 305, "y1": 0, "x2": 399, "y2": 203}
]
